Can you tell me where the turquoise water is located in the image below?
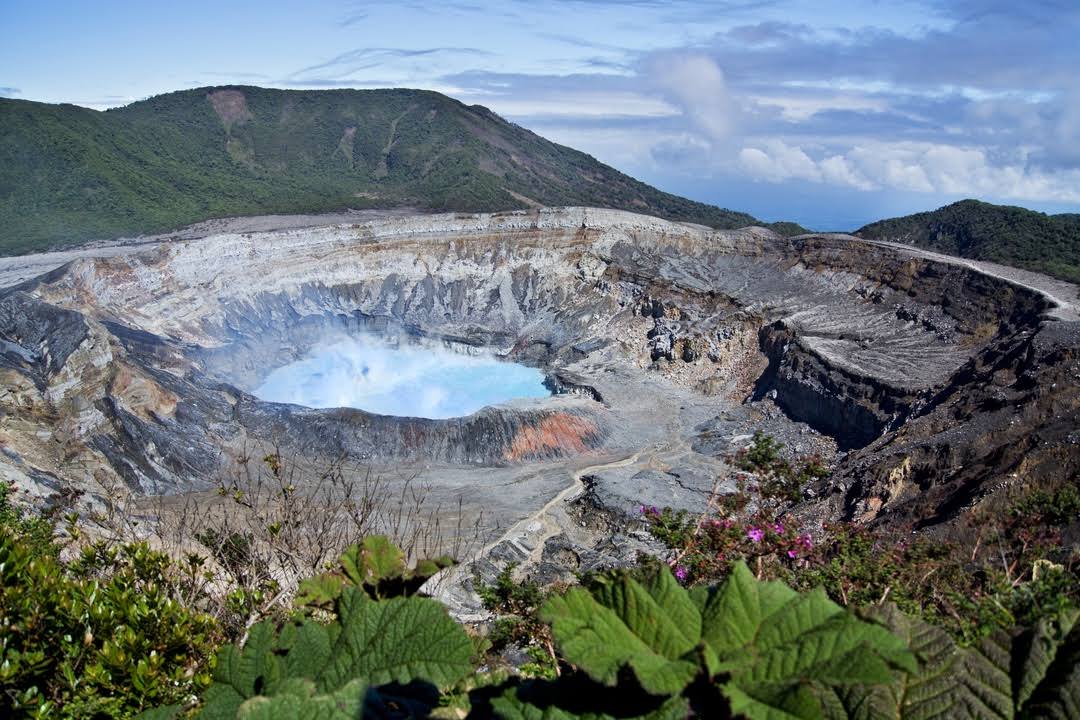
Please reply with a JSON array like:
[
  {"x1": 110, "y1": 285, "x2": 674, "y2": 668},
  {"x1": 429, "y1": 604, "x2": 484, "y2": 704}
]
[{"x1": 253, "y1": 336, "x2": 550, "y2": 419}]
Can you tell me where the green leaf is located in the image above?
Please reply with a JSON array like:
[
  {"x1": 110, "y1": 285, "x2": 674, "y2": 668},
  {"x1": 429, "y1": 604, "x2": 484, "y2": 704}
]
[
  {"x1": 959, "y1": 608, "x2": 1080, "y2": 720},
  {"x1": 412, "y1": 555, "x2": 455, "y2": 580},
  {"x1": 295, "y1": 573, "x2": 346, "y2": 608},
  {"x1": 279, "y1": 619, "x2": 333, "y2": 684},
  {"x1": 541, "y1": 562, "x2": 915, "y2": 715},
  {"x1": 540, "y1": 582, "x2": 699, "y2": 695},
  {"x1": 341, "y1": 535, "x2": 406, "y2": 588},
  {"x1": 1016, "y1": 610, "x2": 1079, "y2": 717},
  {"x1": 200, "y1": 622, "x2": 285, "y2": 718},
  {"x1": 699, "y1": 562, "x2": 798, "y2": 656},
  {"x1": 196, "y1": 587, "x2": 472, "y2": 718},
  {"x1": 826, "y1": 605, "x2": 1080, "y2": 720},
  {"x1": 697, "y1": 563, "x2": 916, "y2": 720},
  {"x1": 236, "y1": 678, "x2": 368, "y2": 720},
  {"x1": 724, "y1": 683, "x2": 824, "y2": 720},
  {"x1": 821, "y1": 603, "x2": 968, "y2": 720},
  {"x1": 591, "y1": 565, "x2": 702, "y2": 661},
  {"x1": 134, "y1": 704, "x2": 184, "y2": 720},
  {"x1": 490, "y1": 688, "x2": 691, "y2": 719},
  {"x1": 316, "y1": 587, "x2": 474, "y2": 691}
]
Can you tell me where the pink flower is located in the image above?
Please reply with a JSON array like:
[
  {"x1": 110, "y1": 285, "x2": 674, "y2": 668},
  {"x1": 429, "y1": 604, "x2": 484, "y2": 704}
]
[
  {"x1": 787, "y1": 549, "x2": 798, "y2": 559},
  {"x1": 796, "y1": 533, "x2": 813, "y2": 549},
  {"x1": 772, "y1": 522, "x2": 785, "y2": 534},
  {"x1": 747, "y1": 527, "x2": 765, "y2": 543},
  {"x1": 675, "y1": 566, "x2": 688, "y2": 582}
]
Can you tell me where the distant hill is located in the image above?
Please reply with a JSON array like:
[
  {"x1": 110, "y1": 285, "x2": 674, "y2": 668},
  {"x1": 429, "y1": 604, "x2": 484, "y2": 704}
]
[
  {"x1": 856, "y1": 199, "x2": 1080, "y2": 283},
  {"x1": 0, "y1": 86, "x2": 804, "y2": 255}
]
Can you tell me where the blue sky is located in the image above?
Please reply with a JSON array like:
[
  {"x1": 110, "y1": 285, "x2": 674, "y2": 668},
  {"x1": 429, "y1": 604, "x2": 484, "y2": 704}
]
[{"x1": 2, "y1": 0, "x2": 1079, "y2": 229}]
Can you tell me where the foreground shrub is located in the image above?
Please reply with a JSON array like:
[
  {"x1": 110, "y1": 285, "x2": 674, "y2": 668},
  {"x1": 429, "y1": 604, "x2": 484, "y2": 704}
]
[
  {"x1": 475, "y1": 564, "x2": 558, "y2": 679},
  {"x1": 643, "y1": 434, "x2": 1080, "y2": 645},
  {"x1": 838, "y1": 603, "x2": 1080, "y2": 719},
  {"x1": 498, "y1": 561, "x2": 915, "y2": 718},
  {"x1": 0, "y1": 530, "x2": 221, "y2": 718},
  {"x1": 149, "y1": 585, "x2": 475, "y2": 719}
]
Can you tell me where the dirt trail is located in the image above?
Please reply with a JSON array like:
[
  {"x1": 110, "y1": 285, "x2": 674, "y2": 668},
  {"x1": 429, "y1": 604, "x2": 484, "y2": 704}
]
[
  {"x1": 470, "y1": 449, "x2": 643, "y2": 569},
  {"x1": 859, "y1": 237, "x2": 1079, "y2": 321},
  {"x1": 426, "y1": 448, "x2": 645, "y2": 615}
]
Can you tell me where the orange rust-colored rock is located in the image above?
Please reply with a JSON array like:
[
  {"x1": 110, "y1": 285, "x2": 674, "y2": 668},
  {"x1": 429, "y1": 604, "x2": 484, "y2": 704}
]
[
  {"x1": 110, "y1": 365, "x2": 178, "y2": 420},
  {"x1": 505, "y1": 412, "x2": 598, "y2": 461}
]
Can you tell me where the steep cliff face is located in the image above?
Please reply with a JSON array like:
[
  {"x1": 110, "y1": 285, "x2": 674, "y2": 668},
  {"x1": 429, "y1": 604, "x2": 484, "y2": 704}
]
[
  {"x1": 805, "y1": 319, "x2": 1080, "y2": 535},
  {"x1": 748, "y1": 238, "x2": 1052, "y2": 451},
  {"x1": 0, "y1": 207, "x2": 1074, "y2": 550}
]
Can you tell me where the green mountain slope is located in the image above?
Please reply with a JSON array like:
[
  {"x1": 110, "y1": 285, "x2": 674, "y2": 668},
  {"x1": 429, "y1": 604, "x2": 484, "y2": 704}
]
[
  {"x1": 0, "y1": 86, "x2": 802, "y2": 255},
  {"x1": 856, "y1": 199, "x2": 1080, "y2": 283}
]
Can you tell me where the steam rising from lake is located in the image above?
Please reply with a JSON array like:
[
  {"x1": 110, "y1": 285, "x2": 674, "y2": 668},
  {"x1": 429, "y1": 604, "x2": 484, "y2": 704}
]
[{"x1": 253, "y1": 335, "x2": 550, "y2": 418}]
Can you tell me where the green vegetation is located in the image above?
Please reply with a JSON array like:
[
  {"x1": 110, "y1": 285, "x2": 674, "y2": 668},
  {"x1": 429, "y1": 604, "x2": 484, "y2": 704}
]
[
  {"x1": 475, "y1": 565, "x2": 558, "y2": 679},
  {"x1": 0, "y1": 488, "x2": 221, "y2": 717},
  {"x1": 0, "y1": 480, "x2": 55, "y2": 558},
  {"x1": 856, "y1": 199, "x2": 1080, "y2": 283},
  {"x1": 295, "y1": 533, "x2": 454, "y2": 605},
  {"x1": 641, "y1": 434, "x2": 1080, "y2": 645},
  {"x1": 528, "y1": 561, "x2": 915, "y2": 718},
  {"x1": 179, "y1": 587, "x2": 474, "y2": 719},
  {"x1": 0, "y1": 86, "x2": 804, "y2": 255},
  {"x1": 2, "y1": 456, "x2": 1077, "y2": 717}
]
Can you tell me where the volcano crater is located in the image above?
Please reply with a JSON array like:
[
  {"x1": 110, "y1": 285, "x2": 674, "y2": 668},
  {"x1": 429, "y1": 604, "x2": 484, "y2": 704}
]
[{"x1": 1, "y1": 207, "x2": 1075, "y2": 599}]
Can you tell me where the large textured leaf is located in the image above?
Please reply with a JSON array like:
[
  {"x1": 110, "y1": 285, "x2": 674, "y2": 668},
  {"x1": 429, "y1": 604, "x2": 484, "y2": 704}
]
[
  {"x1": 827, "y1": 605, "x2": 1080, "y2": 720},
  {"x1": 724, "y1": 683, "x2": 825, "y2": 720},
  {"x1": 699, "y1": 562, "x2": 799, "y2": 656},
  {"x1": 236, "y1": 678, "x2": 368, "y2": 720},
  {"x1": 490, "y1": 688, "x2": 691, "y2": 719},
  {"x1": 316, "y1": 588, "x2": 474, "y2": 691},
  {"x1": 540, "y1": 582, "x2": 700, "y2": 695},
  {"x1": 590, "y1": 565, "x2": 702, "y2": 662},
  {"x1": 693, "y1": 563, "x2": 916, "y2": 719},
  {"x1": 821, "y1": 603, "x2": 966, "y2": 720},
  {"x1": 196, "y1": 587, "x2": 472, "y2": 718},
  {"x1": 1015, "y1": 610, "x2": 1080, "y2": 718},
  {"x1": 200, "y1": 622, "x2": 286, "y2": 719},
  {"x1": 341, "y1": 536, "x2": 406, "y2": 588},
  {"x1": 300, "y1": 537, "x2": 456, "y2": 605},
  {"x1": 541, "y1": 562, "x2": 912, "y2": 717},
  {"x1": 295, "y1": 573, "x2": 348, "y2": 608},
  {"x1": 959, "y1": 608, "x2": 1080, "y2": 719}
]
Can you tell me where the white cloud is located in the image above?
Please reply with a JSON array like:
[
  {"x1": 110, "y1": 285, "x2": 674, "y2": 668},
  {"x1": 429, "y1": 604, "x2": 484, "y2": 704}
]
[
  {"x1": 645, "y1": 53, "x2": 734, "y2": 141},
  {"x1": 738, "y1": 139, "x2": 1080, "y2": 203},
  {"x1": 737, "y1": 141, "x2": 820, "y2": 183},
  {"x1": 748, "y1": 93, "x2": 889, "y2": 121},
  {"x1": 819, "y1": 154, "x2": 876, "y2": 191}
]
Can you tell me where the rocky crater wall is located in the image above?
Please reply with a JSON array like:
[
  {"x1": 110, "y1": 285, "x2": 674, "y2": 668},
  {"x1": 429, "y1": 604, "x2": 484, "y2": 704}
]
[{"x1": 0, "y1": 207, "x2": 1072, "y2": 544}]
